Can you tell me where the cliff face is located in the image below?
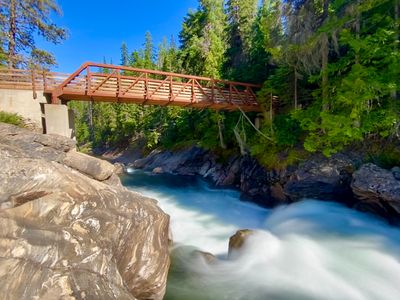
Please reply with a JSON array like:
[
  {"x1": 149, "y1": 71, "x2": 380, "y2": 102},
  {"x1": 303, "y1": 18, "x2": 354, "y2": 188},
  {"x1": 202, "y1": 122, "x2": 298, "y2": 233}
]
[{"x1": 0, "y1": 123, "x2": 170, "y2": 300}]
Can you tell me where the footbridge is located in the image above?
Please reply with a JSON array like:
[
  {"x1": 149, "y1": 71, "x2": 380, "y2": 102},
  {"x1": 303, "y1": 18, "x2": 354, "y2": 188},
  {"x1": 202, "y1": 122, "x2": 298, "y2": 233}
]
[
  {"x1": 0, "y1": 62, "x2": 263, "y2": 138},
  {"x1": 1, "y1": 62, "x2": 262, "y2": 112}
]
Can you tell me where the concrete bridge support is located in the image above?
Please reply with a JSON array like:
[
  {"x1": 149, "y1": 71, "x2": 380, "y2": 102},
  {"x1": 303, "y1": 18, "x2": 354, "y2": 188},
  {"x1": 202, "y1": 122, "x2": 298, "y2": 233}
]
[
  {"x1": 44, "y1": 104, "x2": 75, "y2": 139},
  {"x1": 0, "y1": 89, "x2": 75, "y2": 138}
]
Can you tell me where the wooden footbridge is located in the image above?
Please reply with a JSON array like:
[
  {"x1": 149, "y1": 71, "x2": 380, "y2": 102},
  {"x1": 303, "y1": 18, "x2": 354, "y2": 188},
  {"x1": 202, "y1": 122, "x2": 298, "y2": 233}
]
[{"x1": 0, "y1": 62, "x2": 262, "y2": 112}]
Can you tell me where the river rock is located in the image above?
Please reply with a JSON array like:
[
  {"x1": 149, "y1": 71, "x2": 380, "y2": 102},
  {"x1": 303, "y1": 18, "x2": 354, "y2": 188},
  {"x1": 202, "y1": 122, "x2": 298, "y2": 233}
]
[
  {"x1": 133, "y1": 146, "x2": 208, "y2": 176},
  {"x1": 351, "y1": 163, "x2": 400, "y2": 219},
  {"x1": 152, "y1": 167, "x2": 164, "y2": 174},
  {"x1": 192, "y1": 250, "x2": 217, "y2": 264},
  {"x1": 228, "y1": 229, "x2": 255, "y2": 259},
  {"x1": 0, "y1": 123, "x2": 170, "y2": 300},
  {"x1": 284, "y1": 153, "x2": 355, "y2": 202}
]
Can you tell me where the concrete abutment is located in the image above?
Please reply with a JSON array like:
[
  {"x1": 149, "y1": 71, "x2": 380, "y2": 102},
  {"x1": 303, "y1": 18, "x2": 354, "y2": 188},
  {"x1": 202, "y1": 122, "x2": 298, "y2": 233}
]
[{"x1": 0, "y1": 89, "x2": 75, "y2": 138}]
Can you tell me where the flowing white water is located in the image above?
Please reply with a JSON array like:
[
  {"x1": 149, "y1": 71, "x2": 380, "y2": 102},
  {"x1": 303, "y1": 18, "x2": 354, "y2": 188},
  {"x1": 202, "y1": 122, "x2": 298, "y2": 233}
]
[{"x1": 122, "y1": 170, "x2": 400, "y2": 300}]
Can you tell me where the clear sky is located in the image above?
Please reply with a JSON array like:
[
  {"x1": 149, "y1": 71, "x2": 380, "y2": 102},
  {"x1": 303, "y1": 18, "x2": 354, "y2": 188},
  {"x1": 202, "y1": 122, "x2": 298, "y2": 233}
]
[{"x1": 36, "y1": 0, "x2": 199, "y2": 73}]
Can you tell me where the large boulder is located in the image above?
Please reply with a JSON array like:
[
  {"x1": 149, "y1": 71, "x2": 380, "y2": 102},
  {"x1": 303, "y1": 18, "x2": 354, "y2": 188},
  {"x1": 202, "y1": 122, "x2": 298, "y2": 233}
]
[
  {"x1": 284, "y1": 153, "x2": 356, "y2": 202},
  {"x1": 351, "y1": 163, "x2": 400, "y2": 219},
  {"x1": 63, "y1": 150, "x2": 115, "y2": 181},
  {"x1": 132, "y1": 146, "x2": 208, "y2": 175},
  {"x1": 0, "y1": 123, "x2": 170, "y2": 300}
]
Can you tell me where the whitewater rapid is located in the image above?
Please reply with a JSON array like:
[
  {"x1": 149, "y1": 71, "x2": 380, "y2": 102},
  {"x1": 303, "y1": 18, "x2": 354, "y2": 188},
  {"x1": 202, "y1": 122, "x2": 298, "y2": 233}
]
[{"x1": 122, "y1": 170, "x2": 400, "y2": 300}]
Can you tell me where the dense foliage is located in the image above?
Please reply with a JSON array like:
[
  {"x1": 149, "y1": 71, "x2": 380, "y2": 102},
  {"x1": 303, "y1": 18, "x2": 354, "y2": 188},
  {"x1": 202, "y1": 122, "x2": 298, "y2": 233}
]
[{"x1": 70, "y1": 0, "x2": 399, "y2": 167}]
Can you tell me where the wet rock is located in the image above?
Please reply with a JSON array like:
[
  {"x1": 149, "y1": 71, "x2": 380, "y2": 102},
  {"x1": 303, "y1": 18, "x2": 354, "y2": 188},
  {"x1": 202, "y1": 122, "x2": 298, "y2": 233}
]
[
  {"x1": 0, "y1": 123, "x2": 170, "y2": 300},
  {"x1": 352, "y1": 163, "x2": 400, "y2": 219},
  {"x1": 228, "y1": 229, "x2": 255, "y2": 259},
  {"x1": 131, "y1": 149, "x2": 289, "y2": 207},
  {"x1": 133, "y1": 147, "x2": 208, "y2": 175},
  {"x1": 152, "y1": 167, "x2": 164, "y2": 174},
  {"x1": 392, "y1": 166, "x2": 400, "y2": 181},
  {"x1": 193, "y1": 250, "x2": 217, "y2": 264},
  {"x1": 284, "y1": 153, "x2": 355, "y2": 202}
]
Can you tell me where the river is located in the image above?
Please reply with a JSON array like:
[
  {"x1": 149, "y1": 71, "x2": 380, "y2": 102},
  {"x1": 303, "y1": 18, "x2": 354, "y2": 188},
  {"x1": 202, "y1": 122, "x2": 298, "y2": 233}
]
[{"x1": 122, "y1": 169, "x2": 400, "y2": 300}]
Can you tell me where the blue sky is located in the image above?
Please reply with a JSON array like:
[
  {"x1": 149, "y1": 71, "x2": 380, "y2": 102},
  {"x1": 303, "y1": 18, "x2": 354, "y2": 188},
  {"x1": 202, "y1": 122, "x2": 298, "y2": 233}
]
[{"x1": 36, "y1": 0, "x2": 199, "y2": 72}]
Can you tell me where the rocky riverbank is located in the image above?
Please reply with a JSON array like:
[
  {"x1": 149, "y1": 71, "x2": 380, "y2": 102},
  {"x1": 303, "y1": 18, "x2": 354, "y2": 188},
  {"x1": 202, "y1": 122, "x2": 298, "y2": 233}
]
[
  {"x1": 0, "y1": 123, "x2": 170, "y2": 300},
  {"x1": 115, "y1": 146, "x2": 400, "y2": 223}
]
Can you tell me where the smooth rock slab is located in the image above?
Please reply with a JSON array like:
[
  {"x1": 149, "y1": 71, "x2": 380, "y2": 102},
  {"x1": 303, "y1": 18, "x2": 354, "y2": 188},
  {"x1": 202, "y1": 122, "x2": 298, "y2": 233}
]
[{"x1": 0, "y1": 123, "x2": 170, "y2": 300}]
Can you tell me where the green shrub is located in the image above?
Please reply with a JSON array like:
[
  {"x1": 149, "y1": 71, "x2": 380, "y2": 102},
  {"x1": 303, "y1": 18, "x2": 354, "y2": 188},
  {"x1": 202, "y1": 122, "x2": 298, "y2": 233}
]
[
  {"x1": 366, "y1": 144, "x2": 400, "y2": 169},
  {"x1": 0, "y1": 111, "x2": 24, "y2": 126}
]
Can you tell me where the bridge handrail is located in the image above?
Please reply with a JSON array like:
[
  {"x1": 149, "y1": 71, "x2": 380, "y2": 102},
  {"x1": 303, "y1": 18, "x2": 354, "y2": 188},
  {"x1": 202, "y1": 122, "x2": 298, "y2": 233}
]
[
  {"x1": 0, "y1": 63, "x2": 263, "y2": 111},
  {"x1": 56, "y1": 62, "x2": 262, "y2": 90},
  {"x1": 0, "y1": 68, "x2": 69, "y2": 91}
]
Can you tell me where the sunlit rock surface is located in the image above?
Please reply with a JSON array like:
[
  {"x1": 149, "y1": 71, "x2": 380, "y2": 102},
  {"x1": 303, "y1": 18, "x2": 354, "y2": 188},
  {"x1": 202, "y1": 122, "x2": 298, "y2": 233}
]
[{"x1": 0, "y1": 123, "x2": 170, "y2": 300}]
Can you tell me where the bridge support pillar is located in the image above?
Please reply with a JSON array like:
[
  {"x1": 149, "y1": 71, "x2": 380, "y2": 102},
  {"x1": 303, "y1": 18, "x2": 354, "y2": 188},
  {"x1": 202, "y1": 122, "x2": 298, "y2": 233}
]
[{"x1": 44, "y1": 104, "x2": 75, "y2": 139}]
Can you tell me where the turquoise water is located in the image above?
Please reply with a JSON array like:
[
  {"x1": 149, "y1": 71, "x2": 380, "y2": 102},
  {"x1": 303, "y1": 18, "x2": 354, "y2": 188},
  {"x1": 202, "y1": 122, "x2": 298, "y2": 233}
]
[{"x1": 122, "y1": 170, "x2": 400, "y2": 300}]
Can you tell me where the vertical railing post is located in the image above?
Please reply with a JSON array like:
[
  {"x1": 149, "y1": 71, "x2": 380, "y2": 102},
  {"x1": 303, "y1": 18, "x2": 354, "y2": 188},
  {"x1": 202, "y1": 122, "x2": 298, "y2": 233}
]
[
  {"x1": 86, "y1": 66, "x2": 91, "y2": 96},
  {"x1": 191, "y1": 79, "x2": 195, "y2": 103},
  {"x1": 31, "y1": 69, "x2": 37, "y2": 99},
  {"x1": 229, "y1": 83, "x2": 232, "y2": 104},
  {"x1": 117, "y1": 69, "x2": 121, "y2": 100},
  {"x1": 42, "y1": 70, "x2": 47, "y2": 91},
  {"x1": 169, "y1": 76, "x2": 173, "y2": 102},
  {"x1": 144, "y1": 72, "x2": 148, "y2": 101},
  {"x1": 211, "y1": 80, "x2": 215, "y2": 103}
]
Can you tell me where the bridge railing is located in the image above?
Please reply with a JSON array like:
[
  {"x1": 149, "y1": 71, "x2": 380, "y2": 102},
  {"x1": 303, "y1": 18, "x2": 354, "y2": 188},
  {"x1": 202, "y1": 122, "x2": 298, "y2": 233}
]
[
  {"x1": 0, "y1": 68, "x2": 69, "y2": 92},
  {"x1": 52, "y1": 62, "x2": 262, "y2": 111},
  {"x1": 0, "y1": 63, "x2": 263, "y2": 111}
]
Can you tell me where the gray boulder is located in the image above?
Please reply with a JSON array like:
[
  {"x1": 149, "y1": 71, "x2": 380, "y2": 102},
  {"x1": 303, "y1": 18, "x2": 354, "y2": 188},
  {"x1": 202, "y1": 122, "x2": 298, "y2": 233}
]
[
  {"x1": 132, "y1": 146, "x2": 208, "y2": 175},
  {"x1": 284, "y1": 153, "x2": 356, "y2": 202},
  {"x1": 352, "y1": 163, "x2": 400, "y2": 217}
]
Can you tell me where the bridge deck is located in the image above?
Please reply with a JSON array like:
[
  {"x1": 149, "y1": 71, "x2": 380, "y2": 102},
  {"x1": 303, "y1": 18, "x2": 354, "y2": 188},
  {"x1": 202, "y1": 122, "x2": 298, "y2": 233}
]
[{"x1": 0, "y1": 62, "x2": 262, "y2": 112}]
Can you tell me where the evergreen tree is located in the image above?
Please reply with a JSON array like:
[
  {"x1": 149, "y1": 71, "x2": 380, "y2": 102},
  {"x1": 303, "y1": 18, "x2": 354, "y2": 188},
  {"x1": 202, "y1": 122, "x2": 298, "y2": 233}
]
[
  {"x1": 0, "y1": 0, "x2": 67, "y2": 68},
  {"x1": 179, "y1": 0, "x2": 227, "y2": 78},
  {"x1": 224, "y1": 0, "x2": 258, "y2": 80},
  {"x1": 143, "y1": 31, "x2": 155, "y2": 69},
  {"x1": 120, "y1": 42, "x2": 129, "y2": 66}
]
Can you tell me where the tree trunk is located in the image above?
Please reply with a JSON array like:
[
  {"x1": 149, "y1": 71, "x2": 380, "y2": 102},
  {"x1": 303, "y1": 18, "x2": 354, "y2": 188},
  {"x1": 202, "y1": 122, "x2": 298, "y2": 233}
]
[
  {"x1": 355, "y1": 0, "x2": 360, "y2": 65},
  {"x1": 393, "y1": 0, "x2": 399, "y2": 100},
  {"x1": 89, "y1": 101, "x2": 94, "y2": 141},
  {"x1": 217, "y1": 112, "x2": 227, "y2": 149},
  {"x1": 321, "y1": 0, "x2": 330, "y2": 111},
  {"x1": 294, "y1": 66, "x2": 298, "y2": 110},
  {"x1": 321, "y1": 33, "x2": 329, "y2": 111},
  {"x1": 8, "y1": 0, "x2": 17, "y2": 68}
]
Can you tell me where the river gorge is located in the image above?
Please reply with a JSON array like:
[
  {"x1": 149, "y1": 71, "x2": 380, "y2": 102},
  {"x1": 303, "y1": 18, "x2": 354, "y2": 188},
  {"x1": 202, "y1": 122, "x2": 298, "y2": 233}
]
[
  {"x1": 1, "y1": 122, "x2": 400, "y2": 300},
  {"x1": 123, "y1": 169, "x2": 400, "y2": 300}
]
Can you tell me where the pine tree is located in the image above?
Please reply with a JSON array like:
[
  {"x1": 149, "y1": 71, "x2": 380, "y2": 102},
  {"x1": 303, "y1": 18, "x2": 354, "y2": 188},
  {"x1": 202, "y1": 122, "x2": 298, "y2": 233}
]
[
  {"x1": 179, "y1": 0, "x2": 227, "y2": 78},
  {"x1": 225, "y1": 0, "x2": 258, "y2": 80},
  {"x1": 120, "y1": 42, "x2": 129, "y2": 66},
  {"x1": 0, "y1": 0, "x2": 67, "y2": 68},
  {"x1": 143, "y1": 31, "x2": 155, "y2": 69}
]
